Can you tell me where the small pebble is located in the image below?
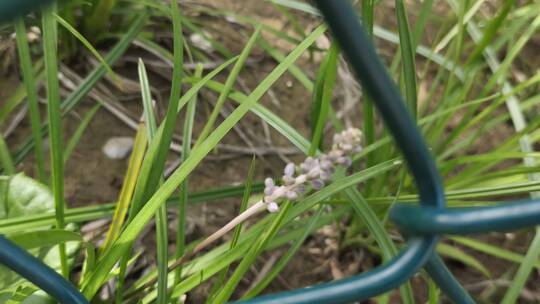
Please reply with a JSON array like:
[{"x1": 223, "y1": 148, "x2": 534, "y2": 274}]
[
  {"x1": 102, "y1": 137, "x2": 134, "y2": 160},
  {"x1": 190, "y1": 33, "x2": 213, "y2": 52}
]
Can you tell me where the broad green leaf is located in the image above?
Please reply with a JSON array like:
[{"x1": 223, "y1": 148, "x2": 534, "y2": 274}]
[{"x1": 0, "y1": 174, "x2": 53, "y2": 219}]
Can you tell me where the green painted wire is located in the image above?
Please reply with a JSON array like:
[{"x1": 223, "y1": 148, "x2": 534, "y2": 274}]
[
  {"x1": 0, "y1": 236, "x2": 88, "y2": 304},
  {"x1": 0, "y1": 0, "x2": 52, "y2": 24},
  {"x1": 237, "y1": 0, "x2": 448, "y2": 303}
]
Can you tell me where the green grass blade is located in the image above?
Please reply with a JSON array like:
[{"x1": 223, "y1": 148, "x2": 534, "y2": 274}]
[
  {"x1": 53, "y1": 13, "x2": 115, "y2": 77},
  {"x1": 258, "y1": 38, "x2": 313, "y2": 92},
  {"x1": 173, "y1": 64, "x2": 201, "y2": 287},
  {"x1": 309, "y1": 43, "x2": 338, "y2": 155},
  {"x1": 466, "y1": 0, "x2": 513, "y2": 65},
  {"x1": 395, "y1": 0, "x2": 417, "y2": 118},
  {"x1": 451, "y1": 236, "x2": 540, "y2": 270},
  {"x1": 344, "y1": 184, "x2": 415, "y2": 304},
  {"x1": 0, "y1": 135, "x2": 15, "y2": 175},
  {"x1": 14, "y1": 18, "x2": 45, "y2": 182},
  {"x1": 502, "y1": 231, "x2": 540, "y2": 303},
  {"x1": 100, "y1": 124, "x2": 147, "y2": 252},
  {"x1": 83, "y1": 0, "x2": 117, "y2": 41},
  {"x1": 208, "y1": 156, "x2": 257, "y2": 301},
  {"x1": 8, "y1": 229, "x2": 82, "y2": 250},
  {"x1": 241, "y1": 205, "x2": 323, "y2": 299},
  {"x1": 361, "y1": 0, "x2": 376, "y2": 171},
  {"x1": 436, "y1": 243, "x2": 491, "y2": 278},
  {"x1": 196, "y1": 26, "x2": 261, "y2": 145},
  {"x1": 211, "y1": 201, "x2": 293, "y2": 303},
  {"x1": 411, "y1": 0, "x2": 433, "y2": 48},
  {"x1": 139, "y1": 60, "x2": 157, "y2": 137},
  {"x1": 42, "y1": 4, "x2": 68, "y2": 278},
  {"x1": 138, "y1": 58, "x2": 168, "y2": 304},
  {"x1": 63, "y1": 104, "x2": 100, "y2": 162},
  {"x1": 0, "y1": 183, "x2": 264, "y2": 234}
]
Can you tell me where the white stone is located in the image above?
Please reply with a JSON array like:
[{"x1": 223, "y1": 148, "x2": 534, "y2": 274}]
[
  {"x1": 190, "y1": 33, "x2": 213, "y2": 52},
  {"x1": 102, "y1": 137, "x2": 134, "y2": 160}
]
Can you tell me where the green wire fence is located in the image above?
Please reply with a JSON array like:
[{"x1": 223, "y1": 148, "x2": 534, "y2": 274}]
[{"x1": 1, "y1": 1, "x2": 539, "y2": 303}]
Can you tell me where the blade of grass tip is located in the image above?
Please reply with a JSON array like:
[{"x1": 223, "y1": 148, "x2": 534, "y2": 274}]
[
  {"x1": 207, "y1": 155, "x2": 257, "y2": 301},
  {"x1": 0, "y1": 135, "x2": 15, "y2": 175},
  {"x1": 63, "y1": 103, "x2": 101, "y2": 163},
  {"x1": 82, "y1": 25, "x2": 326, "y2": 299},
  {"x1": 241, "y1": 204, "x2": 324, "y2": 300},
  {"x1": 309, "y1": 43, "x2": 338, "y2": 155},
  {"x1": 211, "y1": 201, "x2": 292, "y2": 304},
  {"x1": 53, "y1": 13, "x2": 116, "y2": 79},
  {"x1": 14, "y1": 18, "x2": 45, "y2": 182},
  {"x1": 395, "y1": 0, "x2": 417, "y2": 119},
  {"x1": 139, "y1": 60, "x2": 157, "y2": 137},
  {"x1": 139, "y1": 59, "x2": 168, "y2": 304},
  {"x1": 173, "y1": 64, "x2": 202, "y2": 287},
  {"x1": 42, "y1": 4, "x2": 68, "y2": 278},
  {"x1": 100, "y1": 124, "x2": 147, "y2": 252},
  {"x1": 196, "y1": 25, "x2": 261, "y2": 146}
]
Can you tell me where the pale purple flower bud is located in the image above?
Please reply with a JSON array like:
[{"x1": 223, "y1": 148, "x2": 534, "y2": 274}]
[
  {"x1": 329, "y1": 150, "x2": 342, "y2": 160},
  {"x1": 320, "y1": 170, "x2": 331, "y2": 181},
  {"x1": 264, "y1": 186, "x2": 275, "y2": 196},
  {"x1": 320, "y1": 159, "x2": 332, "y2": 170},
  {"x1": 286, "y1": 191, "x2": 298, "y2": 200},
  {"x1": 337, "y1": 156, "x2": 352, "y2": 167},
  {"x1": 311, "y1": 179, "x2": 324, "y2": 190},
  {"x1": 295, "y1": 174, "x2": 307, "y2": 184},
  {"x1": 267, "y1": 202, "x2": 279, "y2": 213},
  {"x1": 272, "y1": 186, "x2": 287, "y2": 199},
  {"x1": 284, "y1": 163, "x2": 295, "y2": 177},
  {"x1": 341, "y1": 143, "x2": 353, "y2": 151},
  {"x1": 265, "y1": 177, "x2": 275, "y2": 188},
  {"x1": 296, "y1": 184, "x2": 306, "y2": 194},
  {"x1": 282, "y1": 175, "x2": 295, "y2": 186},
  {"x1": 307, "y1": 167, "x2": 321, "y2": 179}
]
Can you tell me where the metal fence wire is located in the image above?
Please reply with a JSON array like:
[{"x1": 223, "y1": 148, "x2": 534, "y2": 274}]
[{"x1": 1, "y1": 0, "x2": 540, "y2": 303}]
